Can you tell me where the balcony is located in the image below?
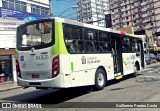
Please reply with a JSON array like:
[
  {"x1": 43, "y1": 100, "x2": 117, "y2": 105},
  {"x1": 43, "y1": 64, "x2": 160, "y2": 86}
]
[
  {"x1": 134, "y1": 20, "x2": 143, "y2": 25},
  {"x1": 130, "y1": 0, "x2": 139, "y2": 3},
  {"x1": 141, "y1": 0, "x2": 153, "y2": 6},
  {"x1": 142, "y1": 11, "x2": 154, "y2": 18},
  {"x1": 145, "y1": 24, "x2": 154, "y2": 29},
  {"x1": 141, "y1": 5, "x2": 154, "y2": 12},
  {"x1": 110, "y1": 3, "x2": 119, "y2": 9},
  {"x1": 143, "y1": 18, "x2": 154, "y2": 24},
  {"x1": 132, "y1": 8, "x2": 140, "y2": 14},
  {"x1": 132, "y1": 15, "x2": 140, "y2": 20},
  {"x1": 131, "y1": 2, "x2": 140, "y2": 8}
]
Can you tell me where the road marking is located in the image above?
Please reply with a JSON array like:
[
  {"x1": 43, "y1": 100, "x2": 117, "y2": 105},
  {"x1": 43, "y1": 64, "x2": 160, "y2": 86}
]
[
  {"x1": 139, "y1": 76, "x2": 159, "y2": 78},
  {"x1": 153, "y1": 69, "x2": 160, "y2": 71},
  {"x1": 142, "y1": 68, "x2": 153, "y2": 71},
  {"x1": 148, "y1": 71, "x2": 154, "y2": 73}
]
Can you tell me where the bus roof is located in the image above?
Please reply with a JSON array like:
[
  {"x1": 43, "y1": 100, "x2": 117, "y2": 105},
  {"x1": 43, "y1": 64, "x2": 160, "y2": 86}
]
[{"x1": 52, "y1": 17, "x2": 141, "y2": 38}]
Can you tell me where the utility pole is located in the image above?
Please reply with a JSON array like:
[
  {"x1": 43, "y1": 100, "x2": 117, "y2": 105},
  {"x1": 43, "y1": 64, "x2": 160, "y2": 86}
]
[{"x1": 49, "y1": 0, "x2": 53, "y2": 17}]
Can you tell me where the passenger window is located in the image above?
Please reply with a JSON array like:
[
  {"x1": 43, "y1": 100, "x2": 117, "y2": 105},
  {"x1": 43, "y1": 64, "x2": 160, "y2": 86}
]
[
  {"x1": 63, "y1": 25, "x2": 84, "y2": 53},
  {"x1": 84, "y1": 30, "x2": 98, "y2": 53},
  {"x1": 122, "y1": 36, "x2": 132, "y2": 53},
  {"x1": 99, "y1": 32, "x2": 111, "y2": 53}
]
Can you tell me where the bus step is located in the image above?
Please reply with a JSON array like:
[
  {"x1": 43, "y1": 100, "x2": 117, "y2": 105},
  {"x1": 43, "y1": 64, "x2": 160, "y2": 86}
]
[{"x1": 116, "y1": 75, "x2": 123, "y2": 80}]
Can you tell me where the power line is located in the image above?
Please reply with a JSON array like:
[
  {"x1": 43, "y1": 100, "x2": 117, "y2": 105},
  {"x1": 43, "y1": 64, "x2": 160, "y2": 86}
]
[{"x1": 61, "y1": 12, "x2": 77, "y2": 18}]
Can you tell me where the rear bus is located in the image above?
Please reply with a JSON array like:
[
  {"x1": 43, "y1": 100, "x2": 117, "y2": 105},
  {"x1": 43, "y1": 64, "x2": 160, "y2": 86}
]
[{"x1": 16, "y1": 19, "x2": 67, "y2": 89}]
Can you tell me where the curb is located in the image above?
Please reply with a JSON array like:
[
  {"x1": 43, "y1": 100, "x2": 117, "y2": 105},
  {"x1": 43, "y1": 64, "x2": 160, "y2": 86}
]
[{"x1": 0, "y1": 86, "x2": 22, "y2": 93}]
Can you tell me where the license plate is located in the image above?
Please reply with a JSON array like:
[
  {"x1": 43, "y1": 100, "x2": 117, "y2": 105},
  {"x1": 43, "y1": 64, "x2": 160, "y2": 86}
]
[{"x1": 32, "y1": 74, "x2": 39, "y2": 78}]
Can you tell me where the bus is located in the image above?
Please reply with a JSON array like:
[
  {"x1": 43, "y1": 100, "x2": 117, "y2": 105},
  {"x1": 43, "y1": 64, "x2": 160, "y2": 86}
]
[{"x1": 16, "y1": 17, "x2": 145, "y2": 90}]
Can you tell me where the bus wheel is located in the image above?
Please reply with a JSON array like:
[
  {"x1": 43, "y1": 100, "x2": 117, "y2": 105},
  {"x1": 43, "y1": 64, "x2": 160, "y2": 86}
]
[
  {"x1": 94, "y1": 68, "x2": 106, "y2": 91},
  {"x1": 133, "y1": 65, "x2": 138, "y2": 77}
]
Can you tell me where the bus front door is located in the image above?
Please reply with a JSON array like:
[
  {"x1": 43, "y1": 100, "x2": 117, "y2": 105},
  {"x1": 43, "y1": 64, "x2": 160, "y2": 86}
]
[{"x1": 111, "y1": 35, "x2": 123, "y2": 78}]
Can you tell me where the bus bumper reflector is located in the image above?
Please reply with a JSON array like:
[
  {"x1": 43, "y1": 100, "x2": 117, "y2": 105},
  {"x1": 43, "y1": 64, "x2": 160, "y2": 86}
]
[{"x1": 116, "y1": 75, "x2": 123, "y2": 80}]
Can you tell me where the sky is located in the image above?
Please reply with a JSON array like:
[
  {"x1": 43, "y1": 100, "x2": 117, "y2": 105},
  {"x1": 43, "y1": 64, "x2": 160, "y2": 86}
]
[{"x1": 52, "y1": 0, "x2": 77, "y2": 20}]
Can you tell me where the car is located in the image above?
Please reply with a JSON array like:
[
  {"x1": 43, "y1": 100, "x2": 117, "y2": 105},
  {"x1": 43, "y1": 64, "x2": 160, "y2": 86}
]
[
  {"x1": 156, "y1": 54, "x2": 160, "y2": 62},
  {"x1": 145, "y1": 53, "x2": 157, "y2": 65},
  {"x1": 145, "y1": 55, "x2": 151, "y2": 65}
]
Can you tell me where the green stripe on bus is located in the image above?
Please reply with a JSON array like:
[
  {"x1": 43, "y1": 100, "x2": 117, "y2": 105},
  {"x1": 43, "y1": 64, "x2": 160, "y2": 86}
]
[
  {"x1": 51, "y1": 22, "x2": 68, "y2": 55},
  {"x1": 71, "y1": 62, "x2": 74, "y2": 72},
  {"x1": 123, "y1": 61, "x2": 126, "y2": 64},
  {"x1": 15, "y1": 50, "x2": 19, "y2": 59}
]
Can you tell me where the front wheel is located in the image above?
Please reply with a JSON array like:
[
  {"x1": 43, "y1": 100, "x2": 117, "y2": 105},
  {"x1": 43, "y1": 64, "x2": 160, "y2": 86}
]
[{"x1": 94, "y1": 68, "x2": 106, "y2": 91}]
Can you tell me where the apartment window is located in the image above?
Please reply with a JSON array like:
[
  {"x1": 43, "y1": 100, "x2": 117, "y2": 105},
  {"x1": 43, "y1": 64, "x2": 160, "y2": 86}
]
[
  {"x1": 2, "y1": 0, "x2": 26, "y2": 12},
  {"x1": 31, "y1": 6, "x2": 36, "y2": 14},
  {"x1": 15, "y1": 1, "x2": 20, "y2": 10},
  {"x1": 21, "y1": 2, "x2": 26, "y2": 12},
  {"x1": 2, "y1": 0, "x2": 9, "y2": 8},
  {"x1": 9, "y1": 0, "x2": 14, "y2": 9},
  {"x1": 31, "y1": 5, "x2": 49, "y2": 16},
  {"x1": 124, "y1": 0, "x2": 127, "y2": 3},
  {"x1": 126, "y1": 16, "x2": 129, "y2": 19}
]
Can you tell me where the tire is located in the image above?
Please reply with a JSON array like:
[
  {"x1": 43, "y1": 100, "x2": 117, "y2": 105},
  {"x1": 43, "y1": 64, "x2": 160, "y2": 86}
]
[
  {"x1": 94, "y1": 68, "x2": 106, "y2": 91},
  {"x1": 133, "y1": 65, "x2": 138, "y2": 77}
]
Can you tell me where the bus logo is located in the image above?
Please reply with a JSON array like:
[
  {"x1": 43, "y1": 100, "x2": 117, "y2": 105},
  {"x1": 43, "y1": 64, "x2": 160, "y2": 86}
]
[{"x1": 81, "y1": 56, "x2": 86, "y2": 64}]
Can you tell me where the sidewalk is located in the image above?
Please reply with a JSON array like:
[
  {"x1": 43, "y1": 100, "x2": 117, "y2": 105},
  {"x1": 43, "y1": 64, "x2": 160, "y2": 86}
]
[{"x1": 0, "y1": 82, "x2": 22, "y2": 92}]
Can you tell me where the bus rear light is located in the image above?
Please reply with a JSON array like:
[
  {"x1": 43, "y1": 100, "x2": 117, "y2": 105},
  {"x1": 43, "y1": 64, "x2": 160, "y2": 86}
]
[
  {"x1": 16, "y1": 60, "x2": 21, "y2": 78},
  {"x1": 52, "y1": 56, "x2": 59, "y2": 78}
]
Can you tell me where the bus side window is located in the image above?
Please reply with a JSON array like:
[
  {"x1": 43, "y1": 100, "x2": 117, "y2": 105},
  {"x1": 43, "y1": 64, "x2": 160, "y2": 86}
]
[
  {"x1": 84, "y1": 29, "x2": 98, "y2": 53},
  {"x1": 99, "y1": 32, "x2": 111, "y2": 53},
  {"x1": 86, "y1": 42, "x2": 94, "y2": 52},
  {"x1": 78, "y1": 41, "x2": 84, "y2": 52},
  {"x1": 63, "y1": 24, "x2": 83, "y2": 53}
]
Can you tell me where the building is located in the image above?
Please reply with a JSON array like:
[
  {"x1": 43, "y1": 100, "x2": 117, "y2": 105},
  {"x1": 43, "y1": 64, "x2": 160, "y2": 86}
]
[
  {"x1": 76, "y1": 0, "x2": 110, "y2": 27},
  {"x1": 110, "y1": 0, "x2": 160, "y2": 33},
  {"x1": 0, "y1": 0, "x2": 49, "y2": 83}
]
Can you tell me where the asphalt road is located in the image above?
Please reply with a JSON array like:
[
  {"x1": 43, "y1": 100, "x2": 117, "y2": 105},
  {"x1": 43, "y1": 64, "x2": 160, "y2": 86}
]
[{"x1": 1, "y1": 63, "x2": 160, "y2": 111}]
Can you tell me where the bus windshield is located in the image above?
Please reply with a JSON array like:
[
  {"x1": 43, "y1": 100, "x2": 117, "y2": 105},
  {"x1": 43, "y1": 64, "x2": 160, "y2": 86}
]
[{"x1": 17, "y1": 20, "x2": 54, "y2": 50}]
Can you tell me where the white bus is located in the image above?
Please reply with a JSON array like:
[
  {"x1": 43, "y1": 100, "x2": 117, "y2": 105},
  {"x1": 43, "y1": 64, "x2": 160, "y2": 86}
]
[{"x1": 16, "y1": 17, "x2": 145, "y2": 90}]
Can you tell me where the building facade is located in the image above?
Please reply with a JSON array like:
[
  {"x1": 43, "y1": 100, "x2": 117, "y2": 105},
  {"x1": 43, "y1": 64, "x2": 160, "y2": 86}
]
[
  {"x1": 76, "y1": 0, "x2": 110, "y2": 27},
  {"x1": 110, "y1": 0, "x2": 160, "y2": 33},
  {"x1": 0, "y1": 0, "x2": 49, "y2": 83}
]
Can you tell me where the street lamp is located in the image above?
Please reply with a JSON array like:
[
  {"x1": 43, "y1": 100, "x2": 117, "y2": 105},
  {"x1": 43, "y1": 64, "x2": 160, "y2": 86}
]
[{"x1": 58, "y1": 5, "x2": 78, "y2": 17}]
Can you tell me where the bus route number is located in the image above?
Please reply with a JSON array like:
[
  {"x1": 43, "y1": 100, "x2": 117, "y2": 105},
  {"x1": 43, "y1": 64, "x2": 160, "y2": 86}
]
[{"x1": 36, "y1": 55, "x2": 49, "y2": 60}]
